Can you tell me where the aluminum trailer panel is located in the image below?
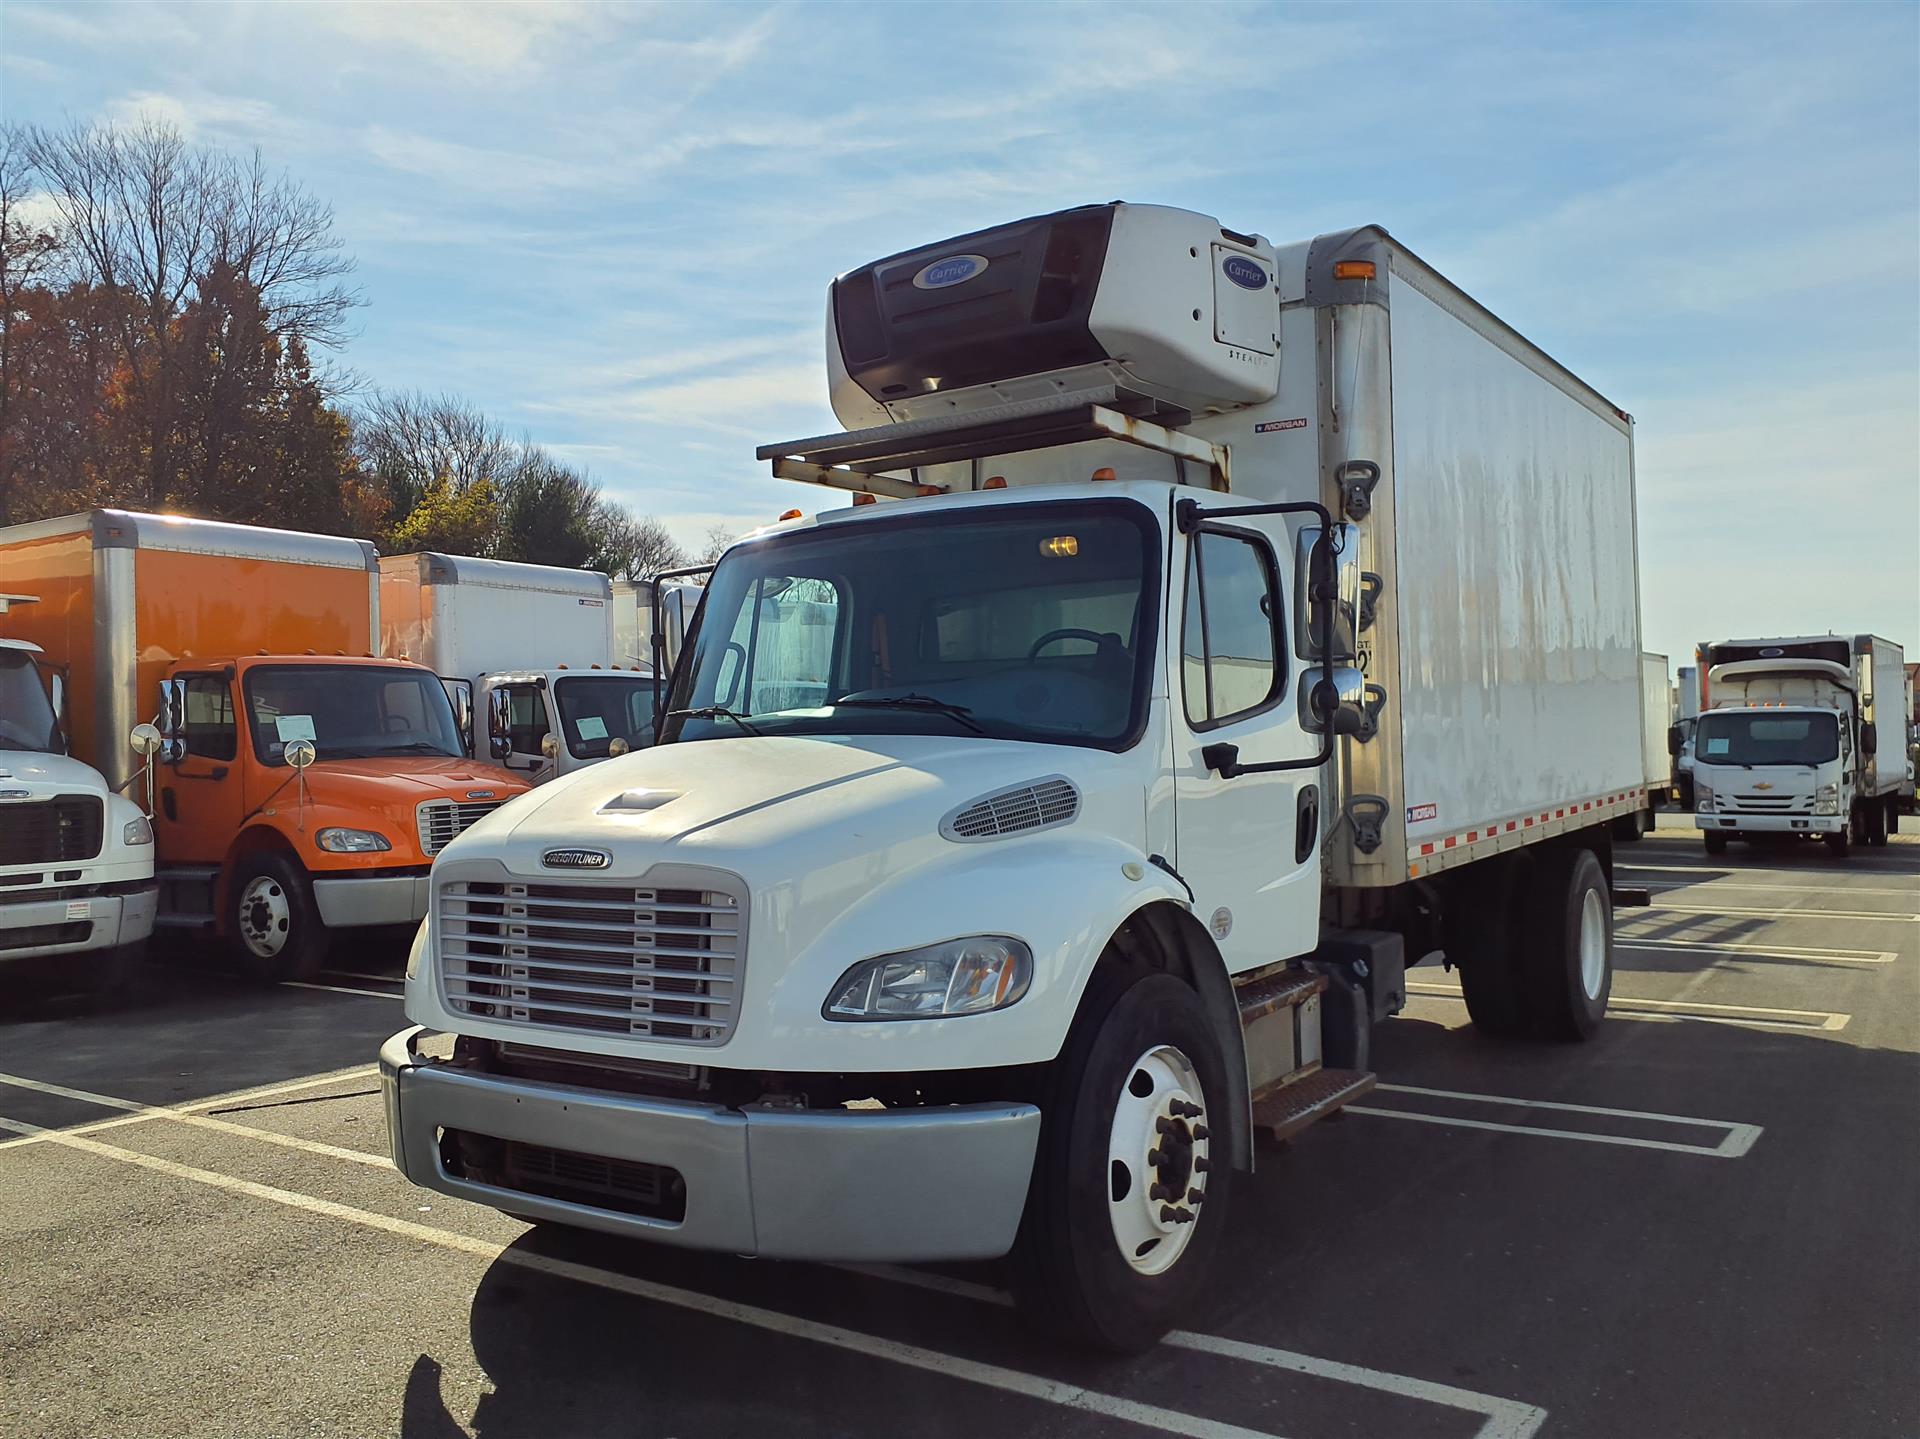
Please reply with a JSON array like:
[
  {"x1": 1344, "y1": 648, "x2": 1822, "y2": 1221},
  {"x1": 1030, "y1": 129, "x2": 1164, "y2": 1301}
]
[
  {"x1": 1859, "y1": 634, "x2": 1906, "y2": 797},
  {"x1": 1640, "y1": 652, "x2": 1670, "y2": 793}
]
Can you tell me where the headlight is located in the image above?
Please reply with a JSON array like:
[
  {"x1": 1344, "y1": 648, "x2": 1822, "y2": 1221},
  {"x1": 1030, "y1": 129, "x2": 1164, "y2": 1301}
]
[
  {"x1": 123, "y1": 816, "x2": 153, "y2": 846},
  {"x1": 825, "y1": 936, "x2": 1032, "y2": 1021},
  {"x1": 1815, "y1": 783, "x2": 1839, "y2": 815},
  {"x1": 316, "y1": 827, "x2": 392, "y2": 853},
  {"x1": 1695, "y1": 782, "x2": 1715, "y2": 811}
]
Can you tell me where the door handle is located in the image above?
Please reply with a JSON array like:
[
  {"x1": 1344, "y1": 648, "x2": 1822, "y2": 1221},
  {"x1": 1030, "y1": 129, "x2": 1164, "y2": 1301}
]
[
  {"x1": 1295, "y1": 784, "x2": 1320, "y2": 864},
  {"x1": 177, "y1": 767, "x2": 229, "y2": 781}
]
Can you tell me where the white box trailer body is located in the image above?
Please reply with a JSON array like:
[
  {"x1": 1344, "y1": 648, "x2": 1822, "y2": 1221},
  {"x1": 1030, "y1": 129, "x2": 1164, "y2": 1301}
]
[
  {"x1": 384, "y1": 201, "x2": 1645, "y2": 1350},
  {"x1": 380, "y1": 554, "x2": 655, "y2": 780},
  {"x1": 1640, "y1": 652, "x2": 1670, "y2": 806}
]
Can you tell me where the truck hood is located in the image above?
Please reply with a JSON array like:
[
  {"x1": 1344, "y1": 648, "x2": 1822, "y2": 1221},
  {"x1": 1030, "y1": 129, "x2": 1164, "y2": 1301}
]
[
  {"x1": 0, "y1": 749, "x2": 108, "y2": 797},
  {"x1": 442, "y1": 733, "x2": 1143, "y2": 874},
  {"x1": 299, "y1": 757, "x2": 525, "y2": 805}
]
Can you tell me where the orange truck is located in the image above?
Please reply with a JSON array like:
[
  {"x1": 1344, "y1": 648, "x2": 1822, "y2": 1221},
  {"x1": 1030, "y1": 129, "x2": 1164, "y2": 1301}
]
[{"x1": 0, "y1": 510, "x2": 531, "y2": 979}]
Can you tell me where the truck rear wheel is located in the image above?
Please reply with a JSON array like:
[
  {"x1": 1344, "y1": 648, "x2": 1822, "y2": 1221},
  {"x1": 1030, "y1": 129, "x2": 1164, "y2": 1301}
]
[
  {"x1": 1451, "y1": 853, "x2": 1532, "y2": 1038},
  {"x1": 228, "y1": 853, "x2": 329, "y2": 982},
  {"x1": 1521, "y1": 847, "x2": 1612, "y2": 1040},
  {"x1": 1703, "y1": 830, "x2": 1728, "y2": 856},
  {"x1": 1012, "y1": 969, "x2": 1233, "y2": 1353},
  {"x1": 1865, "y1": 800, "x2": 1888, "y2": 847}
]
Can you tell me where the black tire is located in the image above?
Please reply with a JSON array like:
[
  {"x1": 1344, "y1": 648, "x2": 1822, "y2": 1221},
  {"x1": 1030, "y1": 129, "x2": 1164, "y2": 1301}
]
[
  {"x1": 1011, "y1": 968, "x2": 1234, "y2": 1353},
  {"x1": 1703, "y1": 830, "x2": 1728, "y2": 856},
  {"x1": 1826, "y1": 826, "x2": 1850, "y2": 859},
  {"x1": 1450, "y1": 852, "x2": 1532, "y2": 1038},
  {"x1": 1865, "y1": 799, "x2": 1889, "y2": 847},
  {"x1": 1520, "y1": 846, "x2": 1612, "y2": 1040},
  {"x1": 227, "y1": 852, "x2": 330, "y2": 981}
]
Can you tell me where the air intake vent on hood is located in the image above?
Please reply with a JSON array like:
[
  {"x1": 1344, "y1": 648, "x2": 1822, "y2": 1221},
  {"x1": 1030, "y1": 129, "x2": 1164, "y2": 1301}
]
[{"x1": 941, "y1": 777, "x2": 1080, "y2": 842}]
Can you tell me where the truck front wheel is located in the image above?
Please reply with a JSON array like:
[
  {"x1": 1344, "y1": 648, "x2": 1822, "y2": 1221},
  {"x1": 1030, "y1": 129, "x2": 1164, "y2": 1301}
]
[
  {"x1": 228, "y1": 853, "x2": 329, "y2": 981},
  {"x1": 1522, "y1": 846, "x2": 1612, "y2": 1040},
  {"x1": 1703, "y1": 830, "x2": 1728, "y2": 856},
  {"x1": 1012, "y1": 969, "x2": 1233, "y2": 1353}
]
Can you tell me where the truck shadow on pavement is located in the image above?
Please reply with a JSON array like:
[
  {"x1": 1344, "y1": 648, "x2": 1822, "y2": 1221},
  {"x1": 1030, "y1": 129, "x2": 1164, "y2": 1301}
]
[{"x1": 396, "y1": 1008, "x2": 1919, "y2": 1439}]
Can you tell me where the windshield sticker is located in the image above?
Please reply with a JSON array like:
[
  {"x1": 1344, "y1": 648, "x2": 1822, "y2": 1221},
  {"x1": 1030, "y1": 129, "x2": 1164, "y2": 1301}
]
[
  {"x1": 275, "y1": 714, "x2": 317, "y2": 742},
  {"x1": 1705, "y1": 737, "x2": 1730, "y2": 755},
  {"x1": 575, "y1": 715, "x2": 608, "y2": 740}
]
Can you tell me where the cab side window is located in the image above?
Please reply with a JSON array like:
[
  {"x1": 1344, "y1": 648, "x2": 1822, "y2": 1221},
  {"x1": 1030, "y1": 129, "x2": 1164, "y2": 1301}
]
[
  {"x1": 1181, "y1": 531, "x2": 1284, "y2": 729},
  {"x1": 181, "y1": 675, "x2": 237, "y2": 761},
  {"x1": 504, "y1": 684, "x2": 550, "y2": 755}
]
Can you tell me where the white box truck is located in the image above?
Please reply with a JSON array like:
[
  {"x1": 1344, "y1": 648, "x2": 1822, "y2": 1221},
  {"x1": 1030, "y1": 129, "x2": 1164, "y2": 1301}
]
[
  {"x1": 381, "y1": 203, "x2": 1647, "y2": 1350},
  {"x1": 1690, "y1": 633, "x2": 1907, "y2": 855},
  {"x1": 0, "y1": 594, "x2": 157, "y2": 990},
  {"x1": 1628, "y1": 650, "x2": 1670, "y2": 827},
  {"x1": 380, "y1": 554, "x2": 656, "y2": 782}
]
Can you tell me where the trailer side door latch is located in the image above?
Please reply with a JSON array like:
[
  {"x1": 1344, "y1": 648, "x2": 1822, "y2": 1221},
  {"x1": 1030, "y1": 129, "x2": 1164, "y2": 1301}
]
[{"x1": 1335, "y1": 460, "x2": 1381, "y2": 521}]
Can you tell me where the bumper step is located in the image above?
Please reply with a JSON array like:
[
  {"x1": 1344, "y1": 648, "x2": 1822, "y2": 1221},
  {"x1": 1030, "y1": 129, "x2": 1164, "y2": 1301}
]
[{"x1": 1251, "y1": 1067, "x2": 1377, "y2": 1143}]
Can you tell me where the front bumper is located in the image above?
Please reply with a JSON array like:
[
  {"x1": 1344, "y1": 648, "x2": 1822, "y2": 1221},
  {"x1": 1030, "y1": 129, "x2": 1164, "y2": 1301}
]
[
  {"x1": 1695, "y1": 812, "x2": 1840, "y2": 835},
  {"x1": 380, "y1": 1027, "x2": 1040, "y2": 1262},
  {"x1": 0, "y1": 880, "x2": 157, "y2": 962},
  {"x1": 313, "y1": 870, "x2": 431, "y2": 927}
]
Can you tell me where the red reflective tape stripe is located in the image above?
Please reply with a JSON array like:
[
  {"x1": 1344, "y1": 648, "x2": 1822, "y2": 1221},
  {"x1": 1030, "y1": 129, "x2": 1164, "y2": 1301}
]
[
  {"x1": 1506, "y1": 821, "x2": 1517, "y2": 832},
  {"x1": 1420, "y1": 843, "x2": 1434, "y2": 855},
  {"x1": 1444, "y1": 837, "x2": 1456, "y2": 849},
  {"x1": 1467, "y1": 831, "x2": 1478, "y2": 842}
]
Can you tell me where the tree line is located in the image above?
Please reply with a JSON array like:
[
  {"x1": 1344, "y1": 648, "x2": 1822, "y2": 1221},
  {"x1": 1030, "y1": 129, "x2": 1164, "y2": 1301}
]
[{"x1": 0, "y1": 118, "x2": 712, "y2": 576}]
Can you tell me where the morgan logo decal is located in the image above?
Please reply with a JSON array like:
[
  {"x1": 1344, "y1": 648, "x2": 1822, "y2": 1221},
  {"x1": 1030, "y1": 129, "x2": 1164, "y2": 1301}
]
[
  {"x1": 542, "y1": 848, "x2": 611, "y2": 870},
  {"x1": 1407, "y1": 802, "x2": 1438, "y2": 823},
  {"x1": 1254, "y1": 418, "x2": 1307, "y2": 434},
  {"x1": 912, "y1": 254, "x2": 988, "y2": 290}
]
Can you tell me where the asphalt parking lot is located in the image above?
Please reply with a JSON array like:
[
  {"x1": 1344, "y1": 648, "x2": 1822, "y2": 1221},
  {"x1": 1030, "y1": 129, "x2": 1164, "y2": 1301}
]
[{"x1": 3, "y1": 817, "x2": 1916, "y2": 1439}]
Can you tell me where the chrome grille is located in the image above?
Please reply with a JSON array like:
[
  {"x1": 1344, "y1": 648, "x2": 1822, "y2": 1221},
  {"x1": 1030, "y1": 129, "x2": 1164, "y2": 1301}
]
[
  {"x1": 942, "y1": 777, "x2": 1079, "y2": 841},
  {"x1": 436, "y1": 877, "x2": 742, "y2": 1044},
  {"x1": 417, "y1": 800, "x2": 503, "y2": 856}
]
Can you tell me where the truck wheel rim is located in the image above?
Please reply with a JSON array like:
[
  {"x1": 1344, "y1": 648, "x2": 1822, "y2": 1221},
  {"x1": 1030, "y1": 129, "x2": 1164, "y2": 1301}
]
[
  {"x1": 238, "y1": 876, "x2": 291, "y2": 959},
  {"x1": 1107, "y1": 1044, "x2": 1210, "y2": 1276},
  {"x1": 1579, "y1": 887, "x2": 1607, "y2": 1000}
]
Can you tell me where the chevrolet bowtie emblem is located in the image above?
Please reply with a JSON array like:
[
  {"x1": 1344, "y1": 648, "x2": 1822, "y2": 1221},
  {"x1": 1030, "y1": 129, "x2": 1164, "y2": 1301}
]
[{"x1": 1753, "y1": 781, "x2": 1774, "y2": 790}]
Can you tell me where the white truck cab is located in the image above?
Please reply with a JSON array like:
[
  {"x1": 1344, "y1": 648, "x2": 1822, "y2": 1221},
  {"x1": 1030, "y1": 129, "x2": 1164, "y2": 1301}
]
[
  {"x1": 0, "y1": 595, "x2": 157, "y2": 989},
  {"x1": 380, "y1": 554, "x2": 657, "y2": 782},
  {"x1": 382, "y1": 202, "x2": 1648, "y2": 1349},
  {"x1": 1689, "y1": 635, "x2": 1907, "y2": 856}
]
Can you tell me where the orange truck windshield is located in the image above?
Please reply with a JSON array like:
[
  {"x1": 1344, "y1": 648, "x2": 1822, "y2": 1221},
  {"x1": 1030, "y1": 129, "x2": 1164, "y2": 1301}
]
[{"x1": 242, "y1": 664, "x2": 464, "y2": 766}]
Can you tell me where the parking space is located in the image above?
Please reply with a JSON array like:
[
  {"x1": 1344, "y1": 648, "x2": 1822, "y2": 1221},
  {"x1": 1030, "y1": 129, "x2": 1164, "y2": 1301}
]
[{"x1": 2, "y1": 825, "x2": 1915, "y2": 1438}]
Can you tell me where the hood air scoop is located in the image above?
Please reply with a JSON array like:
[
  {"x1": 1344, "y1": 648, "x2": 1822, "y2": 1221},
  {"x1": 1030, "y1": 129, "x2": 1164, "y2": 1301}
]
[{"x1": 941, "y1": 777, "x2": 1080, "y2": 842}]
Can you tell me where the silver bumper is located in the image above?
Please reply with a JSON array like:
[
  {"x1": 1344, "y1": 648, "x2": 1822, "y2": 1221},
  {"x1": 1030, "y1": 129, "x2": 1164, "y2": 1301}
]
[
  {"x1": 1696, "y1": 813, "x2": 1840, "y2": 835},
  {"x1": 313, "y1": 871, "x2": 431, "y2": 927},
  {"x1": 380, "y1": 1027, "x2": 1041, "y2": 1262},
  {"x1": 0, "y1": 882, "x2": 157, "y2": 962}
]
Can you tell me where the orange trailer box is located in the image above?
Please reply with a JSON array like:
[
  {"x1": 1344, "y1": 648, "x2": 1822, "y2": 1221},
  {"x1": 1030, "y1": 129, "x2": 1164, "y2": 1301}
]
[{"x1": 0, "y1": 510, "x2": 529, "y2": 979}]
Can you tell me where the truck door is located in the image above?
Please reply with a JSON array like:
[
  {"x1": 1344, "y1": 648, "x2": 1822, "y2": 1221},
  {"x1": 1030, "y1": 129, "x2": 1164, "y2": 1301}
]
[
  {"x1": 1170, "y1": 519, "x2": 1321, "y2": 973},
  {"x1": 496, "y1": 680, "x2": 551, "y2": 776},
  {"x1": 155, "y1": 671, "x2": 247, "y2": 866}
]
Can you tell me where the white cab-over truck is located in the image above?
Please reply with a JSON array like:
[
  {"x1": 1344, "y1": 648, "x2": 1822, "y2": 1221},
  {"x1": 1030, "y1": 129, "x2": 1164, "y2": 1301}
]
[
  {"x1": 1687, "y1": 634, "x2": 1906, "y2": 856},
  {"x1": 380, "y1": 553, "x2": 656, "y2": 782},
  {"x1": 0, "y1": 594, "x2": 157, "y2": 988},
  {"x1": 382, "y1": 203, "x2": 1648, "y2": 1349}
]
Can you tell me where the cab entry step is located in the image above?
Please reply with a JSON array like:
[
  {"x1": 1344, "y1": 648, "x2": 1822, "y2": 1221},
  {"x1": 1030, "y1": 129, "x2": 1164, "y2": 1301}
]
[{"x1": 1251, "y1": 1068, "x2": 1377, "y2": 1143}]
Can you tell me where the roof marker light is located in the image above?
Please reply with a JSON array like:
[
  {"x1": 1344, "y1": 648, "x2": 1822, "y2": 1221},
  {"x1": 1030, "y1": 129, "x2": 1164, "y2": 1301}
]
[
  {"x1": 1091, "y1": 467, "x2": 1117, "y2": 482},
  {"x1": 1334, "y1": 260, "x2": 1376, "y2": 281},
  {"x1": 779, "y1": 509, "x2": 803, "y2": 521},
  {"x1": 853, "y1": 492, "x2": 877, "y2": 506},
  {"x1": 983, "y1": 476, "x2": 1007, "y2": 490}
]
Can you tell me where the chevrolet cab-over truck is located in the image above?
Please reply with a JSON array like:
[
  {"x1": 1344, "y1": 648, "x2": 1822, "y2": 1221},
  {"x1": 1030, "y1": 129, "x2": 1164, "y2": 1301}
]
[{"x1": 382, "y1": 203, "x2": 1648, "y2": 1349}]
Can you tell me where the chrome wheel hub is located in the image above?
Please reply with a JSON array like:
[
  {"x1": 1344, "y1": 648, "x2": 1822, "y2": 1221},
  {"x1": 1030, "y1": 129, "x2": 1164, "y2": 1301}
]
[
  {"x1": 1579, "y1": 886, "x2": 1607, "y2": 1000},
  {"x1": 238, "y1": 875, "x2": 291, "y2": 959},
  {"x1": 1107, "y1": 1044, "x2": 1210, "y2": 1276}
]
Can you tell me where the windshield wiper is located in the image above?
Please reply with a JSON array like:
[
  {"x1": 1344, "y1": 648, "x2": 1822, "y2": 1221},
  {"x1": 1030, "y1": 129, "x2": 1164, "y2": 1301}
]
[
  {"x1": 833, "y1": 694, "x2": 988, "y2": 736},
  {"x1": 378, "y1": 740, "x2": 459, "y2": 755},
  {"x1": 668, "y1": 705, "x2": 763, "y2": 737}
]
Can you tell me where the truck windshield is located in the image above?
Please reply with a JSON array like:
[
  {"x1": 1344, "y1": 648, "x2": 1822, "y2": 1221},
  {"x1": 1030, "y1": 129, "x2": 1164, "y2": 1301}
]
[
  {"x1": 664, "y1": 499, "x2": 1158, "y2": 750},
  {"x1": 1695, "y1": 711, "x2": 1839, "y2": 766},
  {"x1": 242, "y1": 665, "x2": 465, "y2": 765},
  {"x1": 0, "y1": 650, "x2": 59, "y2": 752},
  {"x1": 553, "y1": 675, "x2": 657, "y2": 759}
]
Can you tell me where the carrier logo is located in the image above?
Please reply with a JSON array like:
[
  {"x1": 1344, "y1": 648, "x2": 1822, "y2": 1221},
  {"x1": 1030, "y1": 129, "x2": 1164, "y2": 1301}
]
[
  {"x1": 912, "y1": 254, "x2": 989, "y2": 290},
  {"x1": 542, "y1": 848, "x2": 611, "y2": 870},
  {"x1": 1221, "y1": 255, "x2": 1268, "y2": 290}
]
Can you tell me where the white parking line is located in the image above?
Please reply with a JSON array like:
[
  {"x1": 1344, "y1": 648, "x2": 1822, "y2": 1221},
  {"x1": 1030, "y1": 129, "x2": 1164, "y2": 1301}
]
[
  {"x1": 1621, "y1": 860, "x2": 1920, "y2": 878},
  {"x1": 838, "y1": 1263, "x2": 1547, "y2": 1439},
  {"x1": 0, "y1": 1113, "x2": 1280, "y2": 1439},
  {"x1": 1632, "y1": 904, "x2": 1918, "y2": 923},
  {"x1": 1404, "y1": 982, "x2": 1851, "y2": 1033},
  {"x1": 282, "y1": 979, "x2": 405, "y2": 1000},
  {"x1": 1618, "y1": 938, "x2": 1896, "y2": 966},
  {"x1": 1349, "y1": 1083, "x2": 1762, "y2": 1158},
  {"x1": 0, "y1": 1066, "x2": 387, "y2": 1160},
  {"x1": 1637, "y1": 879, "x2": 1918, "y2": 900}
]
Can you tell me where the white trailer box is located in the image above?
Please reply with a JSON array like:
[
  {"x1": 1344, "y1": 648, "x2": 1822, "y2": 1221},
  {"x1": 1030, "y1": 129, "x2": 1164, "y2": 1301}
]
[
  {"x1": 1640, "y1": 652, "x2": 1670, "y2": 806},
  {"x1": 1857, "y1": 634, "x2": 1907, "y2": 797},
  {"x1": 380, "y1": 553, "x2": 615, "y2": 681}
]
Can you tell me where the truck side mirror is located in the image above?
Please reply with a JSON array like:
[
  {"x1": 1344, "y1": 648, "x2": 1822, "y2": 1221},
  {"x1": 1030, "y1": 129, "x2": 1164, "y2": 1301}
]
[
  {"x1": 1861, "y1": 721, "x2": 1877, "y2": 756},
  {"x1": 486, "y1": 687, "x2": 512, "y2": 761},
  {"x1": 155, "y1": 678, "x2": 187, "y2": 764},
  {"x1": 1667, "y1": 725, "x2": 1684, "y2": 757},
  {"x1": 47, "y1": 672, "x2": 68, "y2": 753},
  {"x1": 1299, "y1": 664, "x2": 1370, "y2": 736},
  {"x1": 1293, "y1": 523, "x2": 1363, "y2": 662},
  {"x1": 442, "y1": 678, "x2": 474, "y2": 755}
]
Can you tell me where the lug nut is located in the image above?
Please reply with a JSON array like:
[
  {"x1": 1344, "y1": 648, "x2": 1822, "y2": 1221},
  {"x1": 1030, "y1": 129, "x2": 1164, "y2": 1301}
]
[
  {"x1": 1192, "y1": 1125, "x2": 1209, "y2": 1142},
  {"x1": 1160, "y1": 1204, "x2": 1178, "y2": 1223},
  {"x1": 1175, "y1": 1207, "x2": 1194, "y2": 1224},
  {"x1": 1194, "y1": 1156, "x2": 1210, "y2": 1173},
  {"x1": 1148, "y1": 1182, "x2": 1167, "y2": 1201},
  {"x1": 1156, "y1": 1116, "x2": 1175, "y2": 1136},
  {"x1": 1188, "y1": 1188, "x2": 1205, "y2": 1205},
  {"x1": 1147, "y1": 1148, "x2": 1162, "y2": 1165}
]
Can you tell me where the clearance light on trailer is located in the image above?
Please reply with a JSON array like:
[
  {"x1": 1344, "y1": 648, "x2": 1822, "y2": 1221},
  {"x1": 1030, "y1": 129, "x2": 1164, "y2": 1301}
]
[
  {"x1": 983, "y1": 476, "x2": 1007, "y2": 490},
  {"x1": 915, "y1": 484, "x2": 943, "y2": 498},
  {"x1": 1039, "y1": 536, "x2": 1080, "y2": 558},
  {"x1": 1334, "y1": 260, "x2": 1376, "y2": 281},
  {"x1": 1091, "y1": 467, "x2": 1117, "y2": 482},
  {"x1": 853, "y1": 493, "x2": 877, "y2": 506}
]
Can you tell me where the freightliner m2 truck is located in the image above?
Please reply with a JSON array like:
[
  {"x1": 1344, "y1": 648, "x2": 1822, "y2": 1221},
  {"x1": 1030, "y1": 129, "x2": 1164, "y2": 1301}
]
[
  {"x1": 382, "y1": 204, "x2": 1648, "y2": 1349},
  {"x1": 0, "y1": 593, "x2": 157, "y2": 990},
  {"x1": 1688, "y1": 634, "x2": 1906, "y2": 856},
  {"x1": 0, "y1": 511, "x2": 531, "y2": 981}
]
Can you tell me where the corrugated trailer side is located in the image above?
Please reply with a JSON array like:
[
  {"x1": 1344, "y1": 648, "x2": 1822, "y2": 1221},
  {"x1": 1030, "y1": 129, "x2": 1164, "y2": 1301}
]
[{"x1": 1332, "y1": 241, "x2": 1643, "y2": 883}]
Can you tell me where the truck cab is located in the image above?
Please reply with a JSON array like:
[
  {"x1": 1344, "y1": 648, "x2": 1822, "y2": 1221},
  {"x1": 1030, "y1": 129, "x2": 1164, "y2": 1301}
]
[
  {"x1": 147, "y1": 654, "x2": 531, "y2": 977},
  {"x1": 477, "y1": 667, "x2": 658, "y2": 781},
  {"x1": 0, "y1": 595, "x2": 157, "y2": 989}
]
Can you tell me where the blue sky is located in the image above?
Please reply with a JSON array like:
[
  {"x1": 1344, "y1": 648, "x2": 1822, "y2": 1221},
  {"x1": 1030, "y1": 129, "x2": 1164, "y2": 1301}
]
[{"x1": 3, "y1": 0, "x2": 1916, "y2": 673}]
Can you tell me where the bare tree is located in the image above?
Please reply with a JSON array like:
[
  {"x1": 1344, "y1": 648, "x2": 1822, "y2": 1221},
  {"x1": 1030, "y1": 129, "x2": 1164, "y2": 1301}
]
[
  {"x1": 354, "y1": 389, "x2": 522, "y2": 523},
  {"x1": 698, "y1": 524, "x2": 735, "y2": 565},
  {"x1": 592, "y1": 509, "x2": 687, "y2": 579},
  {"x1": 0, "y1": 125, "x2": 61, "y2": 524}
]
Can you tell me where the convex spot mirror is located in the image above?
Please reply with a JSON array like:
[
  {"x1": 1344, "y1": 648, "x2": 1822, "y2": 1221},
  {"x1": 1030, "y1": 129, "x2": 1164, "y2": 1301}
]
[
  {"x1": 129, "y1": 722, "x2": 162, "y2": 756},
  {"x1": 1299, "y1": 665, "x2": 1370, "y2": 736},
  {"x1": 1294, "y1": 522, "x2": 1363, "y2": 662},
  {"x1": 285, "y1": 738, "x2": 317, "y2": 770}
]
